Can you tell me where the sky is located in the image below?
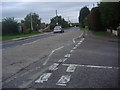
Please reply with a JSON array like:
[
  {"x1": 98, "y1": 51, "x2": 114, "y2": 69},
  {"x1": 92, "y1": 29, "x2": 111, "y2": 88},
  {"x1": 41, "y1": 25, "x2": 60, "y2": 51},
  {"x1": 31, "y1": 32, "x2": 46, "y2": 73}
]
[{"x1": 2, "y1": 1, "x2": 99, "y2": 23}]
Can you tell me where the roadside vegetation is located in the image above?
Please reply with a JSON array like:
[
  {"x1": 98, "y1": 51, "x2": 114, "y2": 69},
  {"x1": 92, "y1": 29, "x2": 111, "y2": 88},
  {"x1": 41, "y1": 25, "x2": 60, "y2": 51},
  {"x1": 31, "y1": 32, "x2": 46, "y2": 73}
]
[
  {"x1": 79, "y1": 2, "x2": 120, "y2": 36},
  {"x1": 2, "y1": 11, "x2": 73, "y2": 41},
  {"x1": 2, "y1": 32, "x2": 43, "y2": 41},
  {"x1": 92, "y1": 31, "x2": 112, "y2": 37}
]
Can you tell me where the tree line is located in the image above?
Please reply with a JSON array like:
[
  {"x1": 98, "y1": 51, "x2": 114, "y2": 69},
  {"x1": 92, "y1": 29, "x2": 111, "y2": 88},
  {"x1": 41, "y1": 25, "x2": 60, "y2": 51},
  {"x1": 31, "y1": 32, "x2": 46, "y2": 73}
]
[
  {"x1": 79, "y1": 2, "x2": 120, "y2": 31},
  {"x1": 2, "y1": 13, "x2": 70, "y2": 36}
]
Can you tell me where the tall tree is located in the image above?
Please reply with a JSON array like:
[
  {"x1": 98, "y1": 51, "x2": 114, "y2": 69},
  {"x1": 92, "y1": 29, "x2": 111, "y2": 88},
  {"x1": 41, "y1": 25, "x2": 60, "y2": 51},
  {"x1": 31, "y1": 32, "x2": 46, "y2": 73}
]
[
  {"x1": 2, "y1": 17, "x2": 19, "y2": 35},
  {"x1": 79, "y1": 6, "x2": 90, "y2": 28},
  {"x1": 99, "y1": 2, "x2": 120, "y2": 29},
  {"x1": 24, "y1": 13, "x2": 41, "y2": 31},
  {"x1": 87, "y1": 7, "x2": 102, "y2": 31},
  {"x1": 50, "y1": 16, "x2": 69, "y2": 29}
]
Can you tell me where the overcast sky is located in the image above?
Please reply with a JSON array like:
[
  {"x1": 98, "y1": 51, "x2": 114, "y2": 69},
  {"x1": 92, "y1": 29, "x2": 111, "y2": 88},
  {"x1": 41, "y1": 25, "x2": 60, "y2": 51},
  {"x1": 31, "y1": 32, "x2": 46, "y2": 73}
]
[{"x1": 2, "y1": 2, "x2": 98, "y2": 23}]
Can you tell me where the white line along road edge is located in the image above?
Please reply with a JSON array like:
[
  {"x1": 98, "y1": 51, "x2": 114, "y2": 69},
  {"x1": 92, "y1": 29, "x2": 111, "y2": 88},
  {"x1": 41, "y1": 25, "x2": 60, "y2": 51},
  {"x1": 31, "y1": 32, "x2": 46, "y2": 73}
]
[
  {"x1": 56, "y1": 75, "x2": 71, "y2": 86},
  {"x1": 35, "y1": 73, "x2": 52, "y2": 83},
  {"x1": 43, "y1": 46, "x2": 64, "y2": 65}
]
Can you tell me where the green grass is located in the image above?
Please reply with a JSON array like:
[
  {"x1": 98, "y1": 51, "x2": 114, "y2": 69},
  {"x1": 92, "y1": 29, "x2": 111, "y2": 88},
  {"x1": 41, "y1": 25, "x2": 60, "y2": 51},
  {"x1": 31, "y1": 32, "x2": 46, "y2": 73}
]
[
  {"x1": 2, "y1": 32, "x2": 43, "y2": 41},
  {"x1": 80, "y1": 27, "x2": 88, "y2": 30},
  {"x1": 92, "y1": 31, "x2": 112, "y2": 37}
]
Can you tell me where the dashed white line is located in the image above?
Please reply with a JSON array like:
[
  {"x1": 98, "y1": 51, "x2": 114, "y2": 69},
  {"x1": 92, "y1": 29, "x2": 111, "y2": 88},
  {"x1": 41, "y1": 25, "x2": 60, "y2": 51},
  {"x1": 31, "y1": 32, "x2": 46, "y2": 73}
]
[
  {"x1": 56, "y1": 75, "x2": 71, "y2": 86},
  {"x1": 79, "y1": 41, "x2": 83, "y2": 43},
  {"x1": 75, "y1": 45, "x2": 79, "y2": 47},
  {"x1": 64, "y1": 54, "x2": 71, "y2": 58},
  {"x1": 58, "y1": 58, "x2": 67, "y2": 63},
  {"x1": 72, "y1": 38, "x2": 76, "y2": 43},
  {"x1": 78, "y1": 42, "x2": 81, "y2": 45},
  {"x1": 70, "y1": 50, "x2": 74, "y2": 53},
  {"x1": 35, "y1": 73, "x2": 52, "y2": 83},
  {"x1": 43, "y1": 46, "x2": 64, "y2": 65},
  {"x1": 73, "y1": 47, "x2": 77, "y2": 50}
]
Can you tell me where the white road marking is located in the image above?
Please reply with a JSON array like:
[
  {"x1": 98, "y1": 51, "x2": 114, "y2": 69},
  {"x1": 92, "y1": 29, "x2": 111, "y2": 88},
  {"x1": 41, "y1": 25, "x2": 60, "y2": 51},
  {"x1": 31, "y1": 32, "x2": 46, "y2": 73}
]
[
  {"x1": 79, "y1": 32, "x2": 84, "y2": 38},
  {"x1": 43, "y1": 46, "x2": 64, "y2": 65},
  {"x1": 72, "y1": 38, "x2": 75, "y2": 43},
  {"x1": 58, "y1": 58, "x2": 67, "y2": 63},
  {"x1": 66, "y1": 64, "x2": 77, "y2": 72},
  {"x1": 56, "y1": 75, "x2": 71, "y2": 86},
  {"x1": 81, "y1": 38, "x2": 85, "y2": 41},
  {"x1": 35, "y1": 73, "x2": 52, "y2": 83},
  {"x1": 22, "y1": 40, "x2": 40, "y2": 46},
  {"x1": 48, "y1": 63, "x2": 59, "y2": 71},
  {"x1": 64, "y1": 54, "x2": 71, "y2": 58},
  {"x1": 73, "y1": 47, "x2": 77, "y2": 50},
  {"x1": 62, "y1": 64, "x2": 119, "y2": 69},
  {"x1": 72, "y1": 31, "x2": 84, "y2": 44},
  {"x1": 79, "y1": 41, "x2": 83, "y2": 43},
  {"x1": 75, "y1": 45, "x2": 79, "y2": 47},
  {"x1": 70, "y1": 50, "x2": 74, "y2": 53},
  {"x1": 78, "y1": 42, "x2": 81, "y2": 45}
]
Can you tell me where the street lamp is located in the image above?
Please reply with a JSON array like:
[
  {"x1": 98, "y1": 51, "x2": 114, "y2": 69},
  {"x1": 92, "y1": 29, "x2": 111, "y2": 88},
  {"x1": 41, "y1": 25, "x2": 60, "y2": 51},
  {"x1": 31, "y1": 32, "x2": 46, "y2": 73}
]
[{"x1": 30, "y1": 12, "x2": 33, "y2": 31}]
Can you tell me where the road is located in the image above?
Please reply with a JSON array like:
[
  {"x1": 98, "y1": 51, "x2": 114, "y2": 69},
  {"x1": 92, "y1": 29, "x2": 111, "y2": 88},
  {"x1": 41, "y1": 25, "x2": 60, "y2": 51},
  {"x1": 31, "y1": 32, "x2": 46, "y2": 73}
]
[{"x1": 2, "y1": 27, "x2": 119, "y2": 88}]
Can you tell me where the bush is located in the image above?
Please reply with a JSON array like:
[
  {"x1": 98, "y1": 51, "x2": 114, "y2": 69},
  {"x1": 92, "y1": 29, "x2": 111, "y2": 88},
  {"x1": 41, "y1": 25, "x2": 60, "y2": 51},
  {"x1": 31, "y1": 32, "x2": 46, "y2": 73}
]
[
  {"x1": 23, "y1": 28, "x2": 31, "y2": 34},
  {"x1": 2, "y1": 17, "x2": 19, "y2": 35}
]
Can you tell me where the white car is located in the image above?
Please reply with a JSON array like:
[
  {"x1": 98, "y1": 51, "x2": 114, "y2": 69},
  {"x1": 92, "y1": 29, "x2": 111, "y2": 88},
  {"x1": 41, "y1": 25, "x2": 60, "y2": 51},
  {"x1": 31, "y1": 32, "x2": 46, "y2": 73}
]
[{"x1": 53, "y1": 26, "x2": 64, "y2": 33}]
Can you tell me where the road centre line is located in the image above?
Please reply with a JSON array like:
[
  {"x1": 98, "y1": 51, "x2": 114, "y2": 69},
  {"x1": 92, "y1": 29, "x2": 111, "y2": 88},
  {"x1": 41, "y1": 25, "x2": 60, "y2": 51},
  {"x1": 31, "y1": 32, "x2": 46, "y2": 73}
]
[
  {"x1": 72, "y1": 31, "x2": 84, "y2": 44},
  {"x1": 43, "y1": 46, "x2": 64, "y2": 65},
  {"x1": 58, "y1": 58, "x2": 67, "y2": 63},
  {"x1": 79, "y1": 31, "x2": 84, "y2": 38},
  {"x1": 64, "y1": 54, "x2": 71, "y2": 58},
  {"x1": 78, "y1": 42, "x2": 81, "y2": 45},
  {"x1": 62, "y1": 64, "x2": 119, "y2": 69},
  {"x1": 73, "y1": 47, "x2": 77, "y2": 50},
  {"x1": 75, "y1": 45, "x2": 79, "y2": 47},
  {"x1": 70, "y1": 50, "x2": 74, "y2": 53}
]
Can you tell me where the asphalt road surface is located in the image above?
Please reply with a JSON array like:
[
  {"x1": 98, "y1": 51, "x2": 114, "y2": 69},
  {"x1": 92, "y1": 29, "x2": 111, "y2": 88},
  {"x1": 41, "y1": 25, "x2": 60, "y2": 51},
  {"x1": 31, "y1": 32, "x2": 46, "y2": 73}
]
[{"x1": 2, "y1": 27, "x2": 119, "y2": 89}]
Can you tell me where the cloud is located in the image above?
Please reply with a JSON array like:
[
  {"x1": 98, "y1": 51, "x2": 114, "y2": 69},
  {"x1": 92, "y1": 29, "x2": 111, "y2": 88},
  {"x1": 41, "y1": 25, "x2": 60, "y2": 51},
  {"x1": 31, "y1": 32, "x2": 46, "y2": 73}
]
[{"x1": 2, "y1": 2, "x2": 97, "y2": 23}]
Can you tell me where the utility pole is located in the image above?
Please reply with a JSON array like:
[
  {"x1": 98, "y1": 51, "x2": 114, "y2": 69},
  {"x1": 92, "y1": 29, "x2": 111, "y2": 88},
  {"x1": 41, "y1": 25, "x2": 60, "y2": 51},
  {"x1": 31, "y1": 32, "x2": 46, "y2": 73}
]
[
  {"x1": 55, "y1": 10, "x2": 58, "y2": 25},
  {"x1": 56, "y1": 10, "x2": 58, "y2": 16},
  {"x1": 30, "y1": 12, "x2": 33, "y2": 31}
]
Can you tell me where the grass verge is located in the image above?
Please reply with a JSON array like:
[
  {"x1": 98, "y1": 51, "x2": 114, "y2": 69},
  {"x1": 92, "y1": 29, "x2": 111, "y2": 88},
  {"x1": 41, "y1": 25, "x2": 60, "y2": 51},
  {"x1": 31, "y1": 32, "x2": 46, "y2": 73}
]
[
  {"x1": 2, "y1": 32, "x2": 43, "y2": 41},
  {"x1": 80, "y1": 27, "x2": 88, "y2": 30},
  {"x1": 92, "y1": 31, "x2": 112, "y2": 37}
]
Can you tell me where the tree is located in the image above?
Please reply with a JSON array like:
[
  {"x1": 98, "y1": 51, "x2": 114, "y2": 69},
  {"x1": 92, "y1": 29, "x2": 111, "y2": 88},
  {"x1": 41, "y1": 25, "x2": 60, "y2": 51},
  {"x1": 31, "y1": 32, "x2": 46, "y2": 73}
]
[
  {"x1": 79, "y1": 6, "x2": 90, "y2": 28},
  {"x1": 2, "y1": 17, "x2": 19, "y2": 35},
  {"x1": 50, "y1": 16, "x2": 69, "y2": 29},
  {"x1": 99, "y1": 2, "x2": 120, "y2": 29},
  {"x1": 87, "y1": 7, "x2": 102, "y2": 31},
  {"x1": 24, "y1": 13, "x2": 41, "y2": 31}
]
